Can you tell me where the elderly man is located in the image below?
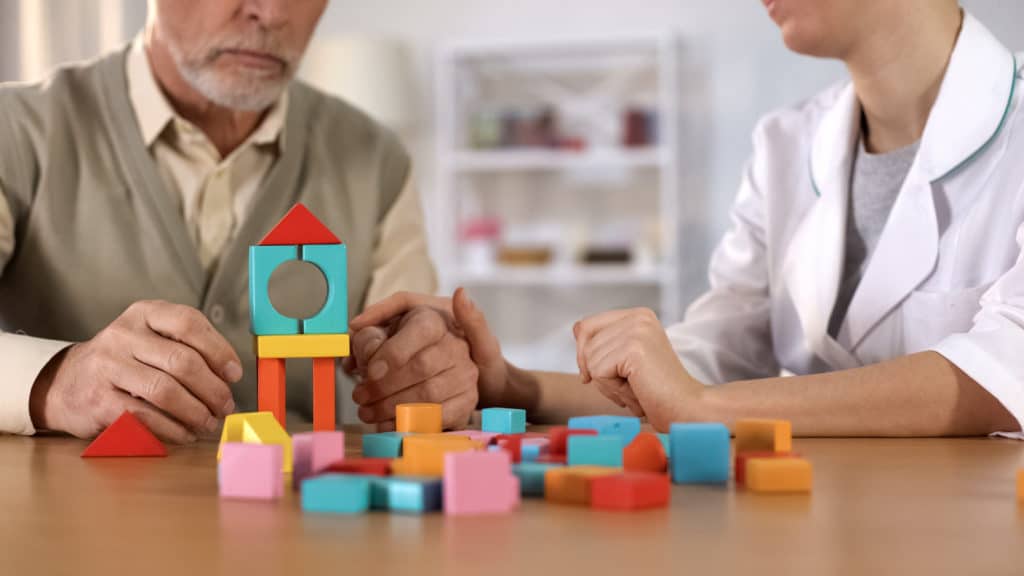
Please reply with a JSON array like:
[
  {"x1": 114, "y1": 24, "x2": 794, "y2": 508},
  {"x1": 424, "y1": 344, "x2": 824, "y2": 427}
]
[{"x1": 0, "y1": 0, "x2": 478, "y2": 442}]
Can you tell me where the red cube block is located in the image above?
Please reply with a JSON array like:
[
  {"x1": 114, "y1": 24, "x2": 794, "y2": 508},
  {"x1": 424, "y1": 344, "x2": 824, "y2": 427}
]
[
  {"x1": 323, "y1": 457, "x2": 393, "y2": 477},
  {"x1": 590, "y1": 473, "x2": 671, "y2": 511},
  {"x1": 495, "y1": 434, "x2": 523, "y2": 464},
  {"x1": 734, "y1": 451, "x2": 794, "y2": 486},
  {"x1": 548, "y1": 427, "x2": 598, "y2": 455}
]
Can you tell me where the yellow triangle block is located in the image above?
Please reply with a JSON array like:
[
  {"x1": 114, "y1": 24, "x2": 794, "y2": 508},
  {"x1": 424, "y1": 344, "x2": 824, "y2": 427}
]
[{"x1": 217, "y1": 411, "x2": 292, "y2": 473}]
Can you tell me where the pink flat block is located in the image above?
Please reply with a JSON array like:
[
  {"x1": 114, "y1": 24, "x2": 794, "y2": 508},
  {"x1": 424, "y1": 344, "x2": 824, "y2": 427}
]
[
  {"x1": 443, "y1": 450, "x2": 521, "y2": 515},
  {"x1": 445, "y1": 430, "x2": 500, "y2": 444},
  {"x1": 219, "y1": 443, "x2": 283, "y2": 500},
  {"x1": 293, "y1": 431, "x2": 346, "y2": 487}
]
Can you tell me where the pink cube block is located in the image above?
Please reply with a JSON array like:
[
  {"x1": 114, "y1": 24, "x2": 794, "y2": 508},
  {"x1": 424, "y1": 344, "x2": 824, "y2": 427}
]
[
  {"x1": 219, "y1": 443, "x2": 283, "y2": 500},
  {"x1": 293, "y1": 431, "x2": 346, "y2": 486},
  {"x1": 443, "y1": 450, "x2": 520, "y2": 516},
  {"x1": 445, "y1": 430, "x2": 500, "y2": 444}
]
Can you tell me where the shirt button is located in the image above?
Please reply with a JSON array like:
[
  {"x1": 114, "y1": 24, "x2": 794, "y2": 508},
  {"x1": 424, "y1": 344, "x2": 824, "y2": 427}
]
[{"x1": 210, "y1": 305, "x2": 226, "y2": 324}]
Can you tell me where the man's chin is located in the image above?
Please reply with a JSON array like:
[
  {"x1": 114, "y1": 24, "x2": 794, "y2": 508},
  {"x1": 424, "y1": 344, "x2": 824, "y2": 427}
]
[{"x1": 191, "y1": 74, "x2": 288, "y2": 111}]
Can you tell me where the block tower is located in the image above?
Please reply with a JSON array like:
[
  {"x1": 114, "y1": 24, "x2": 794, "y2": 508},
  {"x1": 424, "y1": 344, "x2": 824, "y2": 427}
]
[{"x1": 249, "y1": 203, "x2": 350, "y2": 431}]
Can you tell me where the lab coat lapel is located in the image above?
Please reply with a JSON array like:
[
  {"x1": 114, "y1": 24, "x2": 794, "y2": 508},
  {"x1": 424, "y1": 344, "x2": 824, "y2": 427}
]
[{"x1": 782, "y1": 83, "x2": 861, "y2": 370}]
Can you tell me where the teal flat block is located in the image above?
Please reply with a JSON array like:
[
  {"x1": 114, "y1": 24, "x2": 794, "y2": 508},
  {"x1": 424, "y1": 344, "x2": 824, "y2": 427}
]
[
  {"x1": 362, "y1": 432, "x2": 405, "y2": 458},
  {"x1": 513, "y1": 462, "x2": 561, "y2": 497},
  {"x1": 567, "y1": 415, "x2": 641, "y2": 446},
  {"x1": 669, "y1": 423, "x2": 730, "y2": 484},
  {"x1": 249, "y1": 245, "x2": 300, "y2": 335},
  {"x1": 481, "y1": 407, "x2": 526, "y2": 434},
  {"x1": 301, "y1": 244, "x2": 348, "y2": 335},
  {"x1": 521, "y1": 444, "x2": 541, "y2": 462},
  {"x1": 301, "y1": 474, "x2": 370, "y2": 514},
  {"x1": 567, "y1": 435, "x2": 623, "y2": 467},
  {"x1": 368, "y1": 477, "x2": 442, "y2": 514},
  {"x1": 657, "y1": 433, "x2": 671, "y2": 458}
]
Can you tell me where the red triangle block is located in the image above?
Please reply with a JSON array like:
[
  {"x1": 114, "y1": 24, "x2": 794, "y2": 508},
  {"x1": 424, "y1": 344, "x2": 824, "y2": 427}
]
[
  {"x1": 81, "y1": 411, "x2": 168, "y2": 458},
  {"x1": 258, "y1": 203, "x2": 341, "y2": 246}
]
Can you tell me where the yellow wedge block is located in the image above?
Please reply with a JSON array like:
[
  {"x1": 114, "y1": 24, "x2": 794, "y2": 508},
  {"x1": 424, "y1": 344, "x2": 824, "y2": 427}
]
[
  {"x1": 746, "y1": 457, "x2": 812, "y2": 493},
  {"x1": 255, "y1": 333, "x2": 350, "y2": 359},
  {"x1": 734, "y1": 419, "x2": 792, "y2": 453},
  {"x1": 217, "y1": 412, "x2": 293, "y2": 473}
]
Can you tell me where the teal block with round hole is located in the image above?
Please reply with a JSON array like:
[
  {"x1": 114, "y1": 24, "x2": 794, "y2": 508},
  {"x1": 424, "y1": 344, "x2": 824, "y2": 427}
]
[
  {"x1": 249, "y1": 245, "x2": 300, "y2": 335},
  {"x1": 301, "y1": 244, "x2": 348, "y2": 335}
]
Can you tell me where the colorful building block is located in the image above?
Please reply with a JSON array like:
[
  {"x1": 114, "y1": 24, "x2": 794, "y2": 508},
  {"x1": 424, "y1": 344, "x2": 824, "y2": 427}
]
[
  {"x1": 301, "y1": 243, "x2": 348, "y2": 334},
  {"x1": 371, "y1": 477, "x2": 443, "y2": 514},
  {"x1": 293, "y1": 431, "x2": 345, "y2": 486},
  {"x1": 548, "y1": 427, "x2": 598, "y2": 455},
  {"x1": 257, "y1": 357, "x2": 287, "y2": 427},
  {"x1": 312, "y1": 357, "x2": 336, "y2": 431},
  {"x1": 521, "y1": 443, "x2": 542, "y2": 463},
  {"x1": 258, "y1": 203, "x2": 341, "y2": 246},
  {"x1": 218, "y1": 412, "x2": 293, "y2": 473},
  {"x1": 394, "y1": 435, "x2": 479, "y2": 477},
  {"x1": 623, "y1": 432, "x2": 668, "y2": 473},
  {"x1": 495, "y1": 434, "x2": 523, "y2": 463},
  {"x1": 481, "y1": 407, "x2": 527, "y2": 434},
  {"x1": 255, "y1": 333, "x2": 351, "y2": 359},
  {"x1": 324, "y1": 457, "x2": 392, "y2": 477},
  {"x1": 81, "y1": 411, "x2": 167, "y2": 458},
  {"x1": 362, "y1": 432, "x2": 406, "y2": 458},
  {"x1": 591, "y1": 472, "x2": 671, "y2": 511},
  {"x1": 568, "y1": 415, "x2": 641, "y2": 446},
  {"x1": 513, "y1": 462, "x2": 562, "y2": 497},
  {"x1": 443, "y1": 450, "x2": 520, "y2": 515},
  {"x1": 735, "y1": 451, "x2": 795, "y2": 486},
  {"x1": 219, "y1": 443, "x2": 283, "y2": 500},
  {"x1": 249, "y1": 244, "x2": 300, "y2": 336},
  {"x1": 445, "y1": 430, "x2": 500, "y2": 444},
  {"x1": 536, "y1": 453, "x2": 568, "y2": 465},
  {"x1": 734, "y1": 419, "x2": 792, "y2": 453},
  {"x1": 301, "y1": 474, "x2": 370, "y2": 514},
  {"x1": 544, "y1": 466, "x2": 620, "y2": 506},
  {"x1": 745, "y1": 457, "x2": 813, "y2": 493},
  {"x1": 669, "y1": 423, "x2": 730, "y2": 484},
  {"x1": 567, "y1": 435, "x2": 623, "y2": 467},
  {"x1": 396, "y1": 403, "x2": 442, "y2": 434}
]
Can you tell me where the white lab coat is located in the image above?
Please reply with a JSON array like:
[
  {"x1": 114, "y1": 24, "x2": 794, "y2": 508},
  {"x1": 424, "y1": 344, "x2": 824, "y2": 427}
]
[{"x1": 667, "y1": 13, "x2": 1024, "y2": 438}]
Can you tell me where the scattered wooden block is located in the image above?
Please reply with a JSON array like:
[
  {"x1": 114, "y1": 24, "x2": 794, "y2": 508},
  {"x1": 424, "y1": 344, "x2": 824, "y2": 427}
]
[
  {"x1": 734, "y1": 419, "x2": 792, "y2": 453},
  {"x1": 370, "y1": 477, "x2": 443, "y2": 514},
  {"x1": 591, "y1": 472, "x2": 671, "y2": 511},
  {"x1": 521, "y1": 443, "x2": 542, "y2": 463},
  {"x1": 81, "y1": 411, "x2": 167, "y2": 458},
  {"x1": 323, "y1": 457, "x2": 392, "y2": 477},
  {"x1": 568, "y1": 415, "x2": 641, "y2": 446},
  {"x1": 219, "y1": 443, "x2": 283, "y2": 500},
  {"x1": 669, "y1": 423, "x2": 730, "y2": 484},
  {"x1": 393, "y1": 434, "x2": 478, "y2": 477},
  {"x1": 218, "y1": 412, "x2": 293, "y2": 473},
  {"x1": 481, "y1": 407, "x2": 527, "y2": 434},
  {"x1": 293, "y1": 431, "x2": 345, "y2": 486},
  {"x1": 567, "y1": 435, "x2": 623, "y2": 467},
  {"x1": 362, "y1": 432, "x2": 406, "y2": 458},
  {"x1": 544, "y1": 466, "x2": 620, "y2": 506},
  {"x1": 396, "y1": 403, "x2": 443, "y2": 434},
  {"x1": 301, "y1": 474, "x2": 371, "y2": 514},
  {"x1": 443, "y1": 450, "x2": 520, "y2": 515},
  {"x1": 734, "y1": 451, "x2": 795, "y2": 486},
  {"x1": 746, "y1": 457, "x2": 813, "y2": 493},
  {"x1": 495, "y1": 434, "x2": 523, "y2": 463},
  {"x1": 255, "y1": 333, "x2": 351, "y2": 359},
  {"x1": 548, "y1": 427, "x2": 598, "y2": 455},
  {"x1": 513, "y1": 462, "x2": 563, "y2": 497},
  {"x1": 623, "y1": 432, "x2": 668, "y2": 473}
]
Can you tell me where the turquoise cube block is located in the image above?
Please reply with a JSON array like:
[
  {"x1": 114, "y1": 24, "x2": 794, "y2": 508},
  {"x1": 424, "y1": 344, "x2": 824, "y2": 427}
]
[
  {"x1": 249, "y1": 245, "x2": 300, "y2": 335},
  {"x1": 362, "y1": 432, "x2": 405, "y2": 458},
  {"x1": 657, "y1": 433, "x2": 671, "y2": 458},
  {"x1": 567, "y1": 415, "x2": 641, "y2": 446},
  {"x1": 513, "y1": 462, "x2": 562, "y2": 497},
  {"x1": 301, "y1": 244, "x2": 348, "y2": 335},
  {"x1": 521, "y1": 444, "x2": 541, "y2": 463},
  {"x1": 481, "y1": 408, "x2": 526, "y2": 434},
  {"x1": 669, "y1": 423, "x2": 730, "y2": 484},
  {"x1": 380, "y1": 477, "x2": 443, "y2": 514},
  {"x1": 567, "y1": 435, "x2": 623, "y2": 467},
  {"x1": 301, "y1": 474, "x2": 370, "y2": 514}
]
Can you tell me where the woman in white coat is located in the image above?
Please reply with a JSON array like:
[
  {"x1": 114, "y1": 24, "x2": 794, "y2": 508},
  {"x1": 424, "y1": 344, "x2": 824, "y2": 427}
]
[{"x1": 351, "y1": 0, "x2": 1023, "y2": 438}]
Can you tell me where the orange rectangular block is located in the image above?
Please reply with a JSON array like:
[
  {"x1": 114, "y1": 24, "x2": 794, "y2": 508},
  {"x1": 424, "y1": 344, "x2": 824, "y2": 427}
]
[
  {"x1": 746, "y1": 457, "x2": 812, "y2": 493},
  {"x1": 312, "y1": 358, "x2": 336, "y2": 432},
  {"x1": 393, "y1": 435, "x2": 479, "y2": 477},
  {"x1": 544, "y1": 466, "x2": 620, "y2": 506},
  {"x1": 734, "y1": 419, "x2": 792, "y2": 453},
  {"x1": 396, "y1": 403, "x2": 442, "y2": 434},
  {"x1": 257, "y1": 358, "x2": 286, "y2": 428}
]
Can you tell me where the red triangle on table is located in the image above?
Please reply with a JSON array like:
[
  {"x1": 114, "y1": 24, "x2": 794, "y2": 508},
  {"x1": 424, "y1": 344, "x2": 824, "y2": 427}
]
[
  {"x1": 81, "y1": 410, "x2": 168, "y2": 458},
  {"x1": 258, "y1": 203, "x2": 342, "y2": 246}
]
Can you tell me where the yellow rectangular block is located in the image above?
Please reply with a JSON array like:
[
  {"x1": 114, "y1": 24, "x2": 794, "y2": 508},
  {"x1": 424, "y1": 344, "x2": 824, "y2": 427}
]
[
  {"x1": 544, "y1": 466, "x2": 621, "y2": 506},
  {"x1": 256, "y1": 333, "x2": 350, "y2": 359},
  {"x1": 393, "y1": 435, "x2": 480, "y2": 477},
  {"x1": 217, "y1": 411, "x2": 293, "y2": 473},
  {"x1": 396, "y1": 403, "x2": 443, "y2": 434},
  {"x1": 735, "y1": 419, "x2": 792, "y2": 453},
  {"x1": 746, "y1": 457, "x2": 812, "y2": 493}
]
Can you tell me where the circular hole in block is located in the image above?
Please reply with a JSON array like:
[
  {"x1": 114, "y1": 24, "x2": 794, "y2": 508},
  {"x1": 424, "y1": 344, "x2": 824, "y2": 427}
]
[{"x1": 268, "y1": 260, "x2": 328, "y2": 320}]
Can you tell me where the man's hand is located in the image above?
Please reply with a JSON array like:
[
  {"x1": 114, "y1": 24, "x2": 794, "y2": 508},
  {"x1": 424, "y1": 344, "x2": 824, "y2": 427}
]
[
  {"x1": 30, "y1": 300, "x2": 242, "y2": 443},
  {"x1": 574, "y1": 308, "x2": 704, "y2": 431},
  {"x1": 348, "y1": 288, "x2": 508, "y2": 430}
]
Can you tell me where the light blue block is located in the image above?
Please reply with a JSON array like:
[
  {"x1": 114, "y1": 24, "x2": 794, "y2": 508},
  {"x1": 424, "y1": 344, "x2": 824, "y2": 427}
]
[
  {"x1": 249, "y1": 245, "x2": 300, "y2": 335},
  {"x1": 481, "y1": 407, "x2": 526, "y2": 434},
  {"x1": 669, "y1": 423, "x2": 730, "y2": 484},
  {"x1": 372, "y1": 477, "x2": 442, "y2": 514},
  {"x1": 362, "y1": 432, "x2": 405, "y2": 458},
  {"x1": 521, "y1": 444, "x2": 541, "y2": 463},
  {"x1": 567, "y1": 435, "x2": 623, "y2": 467},
  {"x1": 301, "y1": 244, "x2": 348, "y2": 335},
  {"x1": 657, "y1": 433, "x2": 671, "y2": 458},
  {"x1": 487, "y1": 444, "x2": 502, "y2": 452},
  {"x1": 567, "y1": 415, "x2": 642, "y2": 446},
  {"x1": 513, "y1": 462, "x2": 562, "y2": 497},
  {"x1": 301, "y1": 474, "x2": 370, "y2": 514}
]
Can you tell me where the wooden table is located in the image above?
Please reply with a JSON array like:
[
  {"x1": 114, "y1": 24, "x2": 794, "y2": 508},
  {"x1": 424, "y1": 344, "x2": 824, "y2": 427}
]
[{"x1": 2, "y1": 430, "x2": 1021, "y2": 575}]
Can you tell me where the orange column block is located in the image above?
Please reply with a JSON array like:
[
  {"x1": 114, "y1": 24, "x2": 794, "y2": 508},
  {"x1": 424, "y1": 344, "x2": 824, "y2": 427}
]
[
  {"x1": 396, "y1": 403, "x2": 443, "y2": 434},
  {"x1": 623, "y1": 432, "x2": 668, "y2": 473},
  {"x1": 544, "y1": 466, "x2": 620, "y2": 506},
  {"x1": 746, "y1": 457, "x2": 813, "y2": 493},
  {"x1": 258, "y1": 358, "x2": 287, "y2": 428},
  {"x1": 734, "y1": 419, "x2": 792, "y2": 453},
  {"x1": 312, "y1": 357, "x2": 336, "y2": 432}
]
